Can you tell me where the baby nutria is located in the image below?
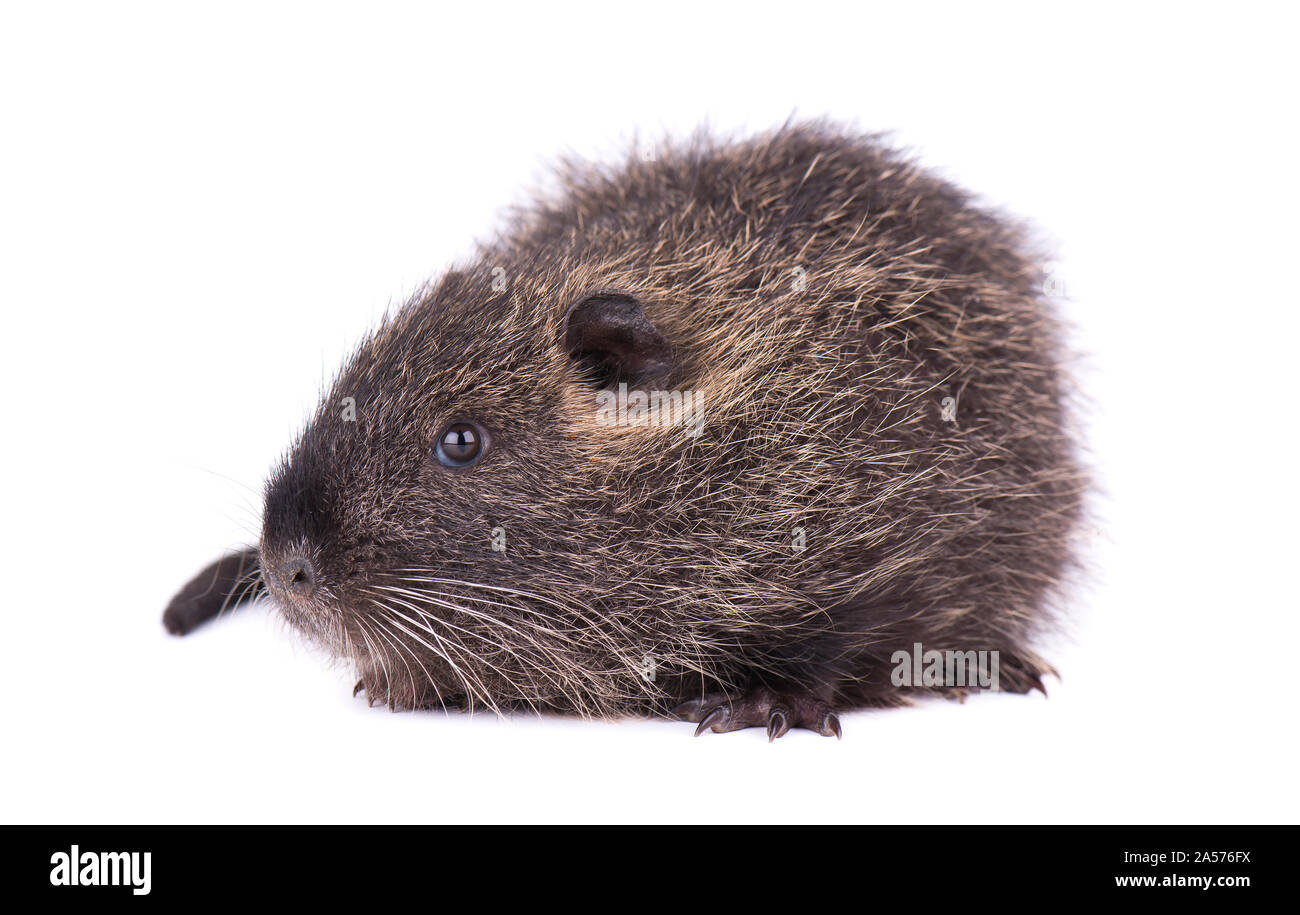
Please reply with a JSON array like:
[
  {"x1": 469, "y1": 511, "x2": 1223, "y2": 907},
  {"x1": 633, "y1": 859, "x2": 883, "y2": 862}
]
[{"x1": 164, "y1": 122, "x2": 1085, "y2": 739}]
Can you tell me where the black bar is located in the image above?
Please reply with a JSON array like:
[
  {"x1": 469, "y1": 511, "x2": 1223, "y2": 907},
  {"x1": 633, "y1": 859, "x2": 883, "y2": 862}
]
[{"x1": 2, "y1": 825, "x2": 1292, "y2": 900}]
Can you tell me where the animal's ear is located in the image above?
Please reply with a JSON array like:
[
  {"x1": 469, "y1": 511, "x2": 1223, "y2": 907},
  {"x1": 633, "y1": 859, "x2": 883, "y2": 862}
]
[{"x1": 562, "y1": 292, "x2": 673, "y2": 389}]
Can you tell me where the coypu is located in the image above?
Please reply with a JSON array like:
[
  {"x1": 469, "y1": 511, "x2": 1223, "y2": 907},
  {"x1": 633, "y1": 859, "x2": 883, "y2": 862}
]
[{"x1": 164, "y1": 122, "x2": 1086, "y2": 739}]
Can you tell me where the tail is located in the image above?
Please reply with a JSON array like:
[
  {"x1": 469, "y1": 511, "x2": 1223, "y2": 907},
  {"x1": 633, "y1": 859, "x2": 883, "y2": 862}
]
[{"x1": 162, "y1": 547, "x2": 264, "y2": 635}]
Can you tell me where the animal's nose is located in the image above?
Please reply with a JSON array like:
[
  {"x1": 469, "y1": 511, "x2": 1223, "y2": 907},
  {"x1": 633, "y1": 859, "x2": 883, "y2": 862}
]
[{"x1": 274, "y1": 555, "x2": 317, "y2": 599}]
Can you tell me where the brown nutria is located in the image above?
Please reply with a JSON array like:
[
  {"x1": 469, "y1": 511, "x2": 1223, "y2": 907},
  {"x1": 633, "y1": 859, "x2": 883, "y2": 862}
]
[{"x1": 164, "y1": 121, "x2": 1086, "y2": 739}]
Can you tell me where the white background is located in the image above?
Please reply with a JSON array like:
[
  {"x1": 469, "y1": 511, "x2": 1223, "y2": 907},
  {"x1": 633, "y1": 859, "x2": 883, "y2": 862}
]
[{"x1": 2, "y1": 2, "x2": 1296, "y2": 824}]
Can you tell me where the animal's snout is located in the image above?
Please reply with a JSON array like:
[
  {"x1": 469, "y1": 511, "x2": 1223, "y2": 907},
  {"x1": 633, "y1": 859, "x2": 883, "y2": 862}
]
[{"x1": 270, "y1": 554, "x2": 317, "y2": 599}]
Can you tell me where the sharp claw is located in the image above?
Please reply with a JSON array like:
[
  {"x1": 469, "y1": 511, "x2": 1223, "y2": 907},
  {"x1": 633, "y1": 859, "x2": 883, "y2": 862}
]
[
  {"x1": 767, "y1": 707, "x2": 790, "y2": 742},
  {"x1": 1030, "y1": 676, "x2": 1048, "y2": 697},
  {"x1": 353, "y1": 680, "x2": 365, "y2": 698},
  {"x1": 820, "y1": 712, "x2": 842, "y2": 739},
  {"x1": 694, "y1": 706, "x2": 728, "y2": 736}
]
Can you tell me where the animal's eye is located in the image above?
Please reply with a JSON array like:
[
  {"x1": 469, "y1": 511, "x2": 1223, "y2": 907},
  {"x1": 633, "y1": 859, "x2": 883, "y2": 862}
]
[{"x1": 434, "y1": 421, "x2": 485, "y2": 468}]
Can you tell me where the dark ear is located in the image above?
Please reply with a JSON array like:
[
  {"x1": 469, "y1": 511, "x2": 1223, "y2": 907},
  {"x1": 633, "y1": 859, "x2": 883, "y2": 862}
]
[{"x1": 563, "y1": 292, "x2": 673, "y2": 389}]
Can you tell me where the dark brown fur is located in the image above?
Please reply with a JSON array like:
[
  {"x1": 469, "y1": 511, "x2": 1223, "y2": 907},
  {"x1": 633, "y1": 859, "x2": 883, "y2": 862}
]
[{"x1": 165, "y1": 122, "x2": 1086, "y2": 737}]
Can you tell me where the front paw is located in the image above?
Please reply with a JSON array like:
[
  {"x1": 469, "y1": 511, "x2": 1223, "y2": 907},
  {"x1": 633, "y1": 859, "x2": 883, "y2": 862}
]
[
  {"x1": 351, "y1": 677, "x2": 466, "y2": 713},
  {"x1": 672, "y1": 689, "x2": 842, "y2": 741}
]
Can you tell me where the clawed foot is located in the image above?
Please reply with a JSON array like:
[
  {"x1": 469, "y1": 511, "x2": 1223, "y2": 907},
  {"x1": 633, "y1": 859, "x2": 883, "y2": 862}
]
[
  {"x1": 996, "y1": 651, "x2": 1055, "y2": 697},
  {"x1": 351, "y1": 678, "x2": 466, "y2": 712},
  {"x1": 672, "y1": 689, "x2": 842, "y2": 741}
]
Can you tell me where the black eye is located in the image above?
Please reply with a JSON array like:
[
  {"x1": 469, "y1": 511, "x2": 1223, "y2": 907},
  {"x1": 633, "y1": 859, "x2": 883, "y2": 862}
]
[{"x1": 434, "y1": 421, "x2": 485, "y2": 468}]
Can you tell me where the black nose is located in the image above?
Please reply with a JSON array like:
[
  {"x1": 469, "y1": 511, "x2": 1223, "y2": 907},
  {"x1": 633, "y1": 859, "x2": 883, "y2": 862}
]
[{"x1": 275, "y1": 555, "x2": 317, "y2": 598}]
